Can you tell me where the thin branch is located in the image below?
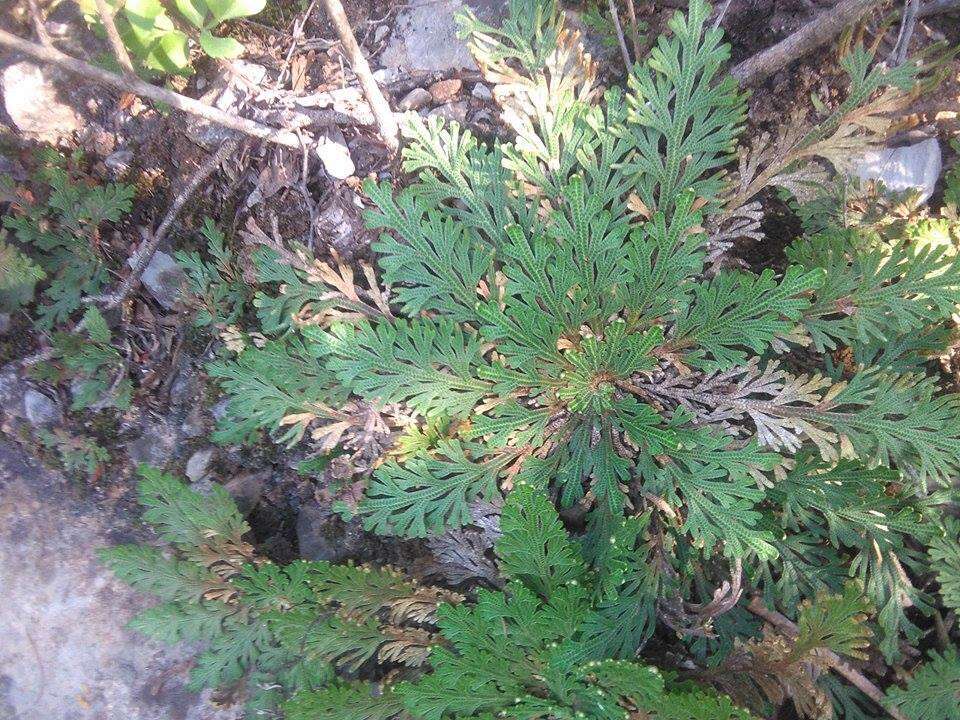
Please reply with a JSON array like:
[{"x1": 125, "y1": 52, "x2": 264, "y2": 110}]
[
  {"x1": 889, "y1": 0, "x2": 920, "y2": 66},
  {"x1": 918, "y1": 0, "x2": 960, "y2": 15},
  {"x1": 608, "y1": 0, "x2": 633, "y2": 70},
  {"x1": 746, "y1": 596, "x2": 908, "y2": 720},
  {"x1": 0, "y1": 27, "x2": 311, "y2": 151},
  {"x1": 94, "y1": 0, "x2": 135, "y2": 75},
  {"x1": 730, "y1": 0, "x2": 883, "y2": 86},
  {"x1": 90, "y1": 137, "x2": 241, "y2": 310},
  {"x1": 712, "y1": 0, "x2": 734, "y2": 29},
  {"x1": 623, "y1": 0, "x2": 642, "y2": 60},
  {"x1": 321, "y1": 0, "x2": 399, "y2": 151},
  {"x1": 26, "y1": 0, "x2": 51, "y2": 47}
]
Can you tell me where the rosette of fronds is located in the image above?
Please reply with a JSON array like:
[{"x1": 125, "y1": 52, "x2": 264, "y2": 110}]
[{"x1": 211, "y1": 0, "x2": 959, "y2": 671}]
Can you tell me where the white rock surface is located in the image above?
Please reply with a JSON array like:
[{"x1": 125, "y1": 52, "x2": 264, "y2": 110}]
[
  {"x1": 379, "y1": 0, "x2": 508, "y2": 74},
  {"x1": 23, "y1": 389, "x2": 60, "y2": 428},
  {"x1": 398, "y1": 87, "x2": 433, "y2": 111},
  {"x1": 316, "y1": 127, "x2": 355, "y2": 179},
  {"x1": 849, "y1": 138, "x2": 942, "y2": 204},
  {"x1": 185, "y1": 447, "x2": 217, "y2": 481},
  {"x1": 1, "y1": 61, "x2": 81, "y2": 143},
  {"x1": 0, "y1": 439, "x2": 240, "y2": 720}
]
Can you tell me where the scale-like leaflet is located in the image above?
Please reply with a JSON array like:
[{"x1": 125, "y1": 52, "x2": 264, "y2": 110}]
[
  {"x1": 358, "y1": 440, "x2": 507, "y2": 537},
  {"x1": 623, "y1": 0, "x2": 745, "y2": 214},
  {"x1": 320, "y1": 318, "x2": 491, "y2": 418}
]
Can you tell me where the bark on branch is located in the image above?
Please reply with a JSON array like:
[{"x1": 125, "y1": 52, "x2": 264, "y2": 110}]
[
  {"x1": 321, "y1": 0, "x2": 399, "y2": 151},
  {"x1": 0, "y1": 27, "x2": 310, "y2": 151},
  {"x1": 730, "y1": 0, "x2": 883, "y2": 86},
  {"x1": 746, "y1": 596, "x2": 908, "y2": 720}
]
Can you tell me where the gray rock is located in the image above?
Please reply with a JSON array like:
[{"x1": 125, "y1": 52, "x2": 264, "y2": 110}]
[
  {"x1": 128, "y1": 420, "x2": 178, "y2": 468},
  {"x1": 104, "y1": 149, "x2": 134, "y2": 174},
  {"x1": 428, "y1": 101, "x2": 469, "y2": 124},
  {"x1": 223, "y1": 470, "x2": 268, "y2": 515},
  {"x1": 0, "y1": 313, "x2": 11, "y2": 336},
  {"x1": 1, "y1": 62, "x2": 81, "y2": 143},
  {"x1": 379, "y1": 0, "x2": 508, "y2": 74},
  {"x1": 297, "y1": 501, "x2": 366, "y2": 562},
  {"x1": 185, "y1": 447, "x2": 217, "y2": 482},
  {"x1": 471, "y1": 83, "x2": 493, "y2": 100},
  {"x1": 398, "y1": 87, "x2": 433, "y2": 111},
  {"x1": 211, "y1": 398, "x2": 232, "y2": 423},
  {"x1": 0, "y1": 438, "x2": 241, "y2": 720},
  {"x1": 0, "y1": 365, "x2": 20, "y2": 411},
  {"x1": 130, "y1": 251, "x2": 184, "y2": 310},
  {"x1": 23, "y1": 389, "x2": 60, "y2": 428},
  {"x1": 849, "y1": 138, "x2": 942, "y2": 204}
]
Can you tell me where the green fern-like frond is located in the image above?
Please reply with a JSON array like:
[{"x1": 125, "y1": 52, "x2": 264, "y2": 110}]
[
  {"x1": 928, "y1": 518, "x2": 960, "y2": 612},
  {"x1": 885, "y1": 650, "x2": 960, "y2": 720}
]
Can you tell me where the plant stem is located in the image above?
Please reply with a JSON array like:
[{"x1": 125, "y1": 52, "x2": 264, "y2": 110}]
[
  {"x1": 94, "y1": 0, "x2": 135, "y2": 75},
  {"x1": 746, "y1": 596, "x2": 908, "y2": 720}
]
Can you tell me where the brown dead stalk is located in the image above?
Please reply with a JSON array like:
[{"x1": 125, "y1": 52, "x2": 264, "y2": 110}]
[
  {"x1": 94, "y1": 0, "x2": 135, "y2": 75},
  {"x1": 730, "y1": 0, "x2": 883, "y2": 86}
]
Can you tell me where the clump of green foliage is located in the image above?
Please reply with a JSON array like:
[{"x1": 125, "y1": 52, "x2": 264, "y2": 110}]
[
  {"x1": 206, "y1": 0, "x2": 960, "y2": 668},
  {"x1": 176, "y1": 217, "x2": 251, "y2": 331},
  {"x1": 885, "y1": 649, "x2": 960, "y2": 720},
  {"x1": 105, "y1": 1, "x2": 960, "y2": 718},
  {"x1": 1, "y1": 150, "x2": 134, "y2": 329},
  {"x1": 107, "y1": 468, "x2": 896, "y2": 719},
  {"x1": 0, "y1": 228, "x2": 44, "y2": 311},
  {"x1": 31, "y1": 307, "x2": 132, "y2": 411},
  {"x1": 79, "y1": 0, "x2": 266, "y2": 75},
  {"x1": 37, "y1": 426, "x2": 109, "y2": 477}
]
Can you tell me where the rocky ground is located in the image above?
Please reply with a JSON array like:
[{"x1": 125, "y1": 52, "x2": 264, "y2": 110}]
[
  {"x1": 1, "y1": 0, "x2": 959, "y2": 718},
  {"x1": 0, "y1": 438, "x2": 241, "y2": 720}
]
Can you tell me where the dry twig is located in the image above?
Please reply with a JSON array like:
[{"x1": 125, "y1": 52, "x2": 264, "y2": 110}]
[
  {"x1": 26, "y1": 0, "x2": 51, "y2": 47},
  {"x1": 730, "y1": 0, "x2": 883, "y2": 86},
  {"x1": 321, "y1": 0, "x2": 399, "y2": 151},
  {"x1": 0, "y1": 28, "x2": 314, "y2": 151},
  {"x1": 746, "y1": 596, "x2": 908, "y2": 720},
  {"x1": 94, "y1": 0, "x2": 135, "y2": 75},
  {"x1": 889, "y1": 0, "x2": 920, "y2": 66},
  {"x1": 919, "y1": 0, "x2": 960, "y2": 15},
  {"x1": 89, "y1": 138, "x2": 241, "y2": 311},
  {"x1": 623, "y1": 0, "x2": 642, "y2": 59},
  {"x1": 608, "y1": 0, "x2": 633, "y2": 70}
]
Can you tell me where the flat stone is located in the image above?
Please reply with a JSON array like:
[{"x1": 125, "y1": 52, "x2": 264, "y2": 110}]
[
  {"x1": 0, "y1": 438, "x2": 240, "y2": 720},
  {"x1": 471, "y1": 83, "x2": 493, "y2": 100},
  {"x1": 223, "y1": 470, "x2": 268, "y2": 515},
  {"x1": 23, "y1": 389, "x2": 60, "y2": 428},
  {"x1": 315, "y1": 127, "x2": 355, "y2": 180},
  {"x1": 130, "y1": 251, "x2": 184, "y2": 310},
  {"x1": 0, "y1": 313, "x2": 11, "y2": 335},
  {"x1": 428, "y1": 101, "x2": 469, "y2": 124},
  {"x1": 127, "y1": 420, "x2": 178, "y2": 468},
  {"x1": 429, "y1": 78, "x2": 463, "y2": 103},
  {"x1": 185, "y1": 447, "x2": 217, "y2": 482},
  {"x1": 398, "y1": 87, "x2": 433, "y2": 111},
  {"x1": 1, "y1": 61, "x2": 81, "y2": 143},
  {"x1": 379, "y1": 0, "x2": 508, "y2": 74},
  {"x1": 849, "y1": 138, "x2": 942, "y2": 204}
]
